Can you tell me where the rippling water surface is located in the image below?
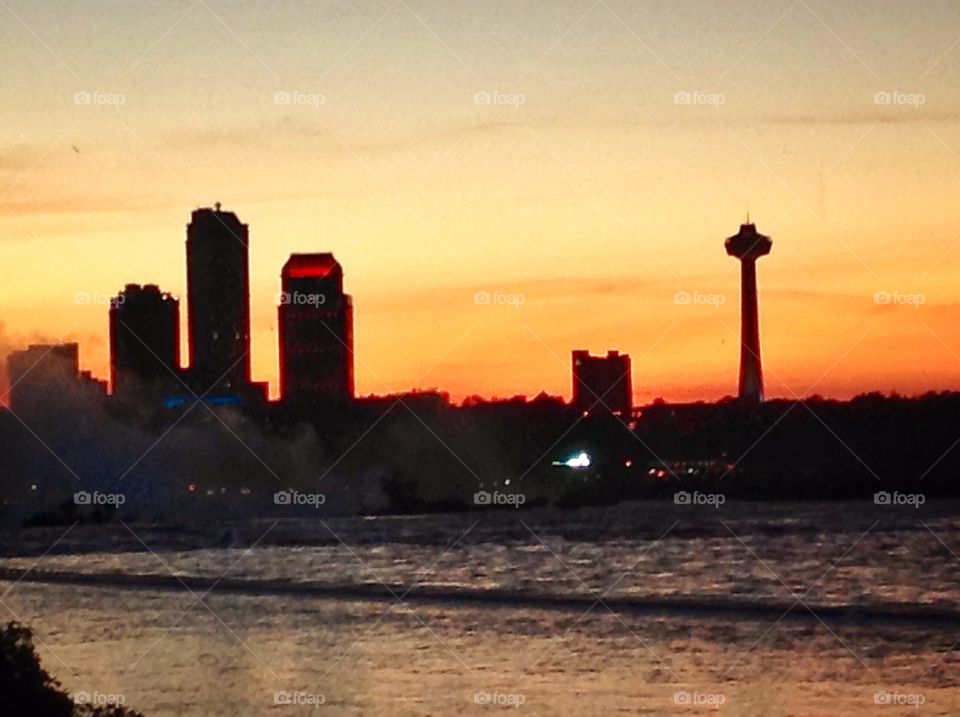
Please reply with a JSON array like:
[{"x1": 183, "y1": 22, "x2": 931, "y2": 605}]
[{"x1": 2, "y1": 501, "x2": 960, "y2": 715}]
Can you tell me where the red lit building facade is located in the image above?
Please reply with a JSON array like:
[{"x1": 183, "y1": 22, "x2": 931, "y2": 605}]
[{"x1": 278, "y1": 253, "x2": 354, "y2": 405}]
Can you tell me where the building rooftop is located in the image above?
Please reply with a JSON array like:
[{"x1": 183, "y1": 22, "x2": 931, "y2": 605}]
[
  {"x1": 118, "y1": 284, "x2": 177, "y2": 301},
  {"x1": 190, "y1": 204, "x2": 244, "y2": 226},
  {"x1": 283, "y1": 253, "x2": 342, "y2": 279}
]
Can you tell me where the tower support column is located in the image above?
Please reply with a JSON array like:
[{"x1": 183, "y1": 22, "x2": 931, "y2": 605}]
[
  {"x1": 738, "y1": 257, "x2": 763, "y2": 401},
  {"x1": 724, "y1": 222, "x2": 772, "y2": 403}
]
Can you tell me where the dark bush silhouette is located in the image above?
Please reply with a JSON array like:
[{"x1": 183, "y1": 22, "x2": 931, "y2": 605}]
[{"x1": 0, "y1": 621, "x2": 143, "y2": 716}]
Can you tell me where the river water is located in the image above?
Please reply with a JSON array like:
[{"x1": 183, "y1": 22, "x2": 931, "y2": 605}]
[{"x1": 1, "y1": 501, "x2": 959, "y2": 715}]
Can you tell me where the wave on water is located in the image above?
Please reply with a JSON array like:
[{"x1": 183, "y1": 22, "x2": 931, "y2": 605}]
[{"x1": 2, "y1": 566, "x2": 959, "y2": 628}]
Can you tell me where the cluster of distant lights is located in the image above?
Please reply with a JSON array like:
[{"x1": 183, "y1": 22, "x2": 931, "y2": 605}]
[
  {"x1": 649, "y1": 467, "x2": 700, "y2": 478},
  {"x1": 187, "y1": 484, "x2": 252, "y2": 495}
]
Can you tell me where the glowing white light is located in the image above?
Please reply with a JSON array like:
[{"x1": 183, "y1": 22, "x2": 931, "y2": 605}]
[{"x1": 564, "y1": 451, "x2": 591, "y2": 469}]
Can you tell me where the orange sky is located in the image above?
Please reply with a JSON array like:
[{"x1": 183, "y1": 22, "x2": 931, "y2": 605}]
[{"x1": 4, "y1": 1, "x2": 960, "y2": 404}]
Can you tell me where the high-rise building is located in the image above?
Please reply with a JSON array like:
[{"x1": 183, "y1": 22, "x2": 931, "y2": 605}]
[
  {"x1": 725, "y1": 221, "x2": 772, "y2": 403},
  {"x1": 109, "y1": 284, "x2": 180, "y2": 398},
  {"x1": 571, "y1": 349, "x2": 632, "y2": 416},
  {"x1": 6, "y1": 343, "x2": 105, "y2": 413},
  {"x1": 278, "y1": 253, "x2": 354, "y2": 405},
  {"x1": 185, "y1": 204, "x2": 251, "y2": 395}
]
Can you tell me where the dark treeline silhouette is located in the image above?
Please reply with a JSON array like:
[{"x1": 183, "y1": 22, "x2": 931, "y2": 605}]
[
  {"x1": 631, "y1": 392, "x2": 960, "y2": 500},
  {"x1": 3, "y1": 385, "x2": 960, "y2": 523}
]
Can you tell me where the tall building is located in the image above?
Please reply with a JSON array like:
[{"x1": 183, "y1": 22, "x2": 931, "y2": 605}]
[
  {"x1": 725, "y1": 221, "x2": 772, "y2": 403},
  {"x1": 571, "y1": 349, "x2": 632, "y2": 416},
  {"x1": 7, "y1": 344, "x2": 105, "y2": 413},
  {"x1": 278, "y1": 253, "x2": 354, "y2": 405},
  {"x1": 109, "y1": 284, "x2": 180, "y2": 398},
  {"x1": 185, "y1": 204, "x2": 251, "y2": 395}
]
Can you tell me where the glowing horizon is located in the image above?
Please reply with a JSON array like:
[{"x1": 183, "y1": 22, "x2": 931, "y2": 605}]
[{"x1": 4, "y1": 0, "x2": 960, "y2": 405}]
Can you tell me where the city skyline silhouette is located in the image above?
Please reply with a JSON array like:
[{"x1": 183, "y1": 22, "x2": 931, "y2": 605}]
[
  {"x1": 0, "y1": 200, "x2": 955, "y2": 408},
  {"x1": 4, "y1": 2, "x2": 960, "y2": 406},
  {"x1": 8, "y1": 205, "x2": 785, "y2": 409}
]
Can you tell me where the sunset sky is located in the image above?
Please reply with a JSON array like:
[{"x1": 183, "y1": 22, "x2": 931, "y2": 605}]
[{"x1": 4, "y1": 0, "x2": 960, "y2": 404}]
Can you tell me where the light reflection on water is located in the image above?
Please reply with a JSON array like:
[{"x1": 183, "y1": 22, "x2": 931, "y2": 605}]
[
  {"x1": 5, "y1": 583, "x2": 960, "y2": 716},
  {"x1": 2, "y1": 502, "x2": 960, "y2": 714},
  {"x1": 4, "y1": 502, "x2": 960, "y2": 609}
]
